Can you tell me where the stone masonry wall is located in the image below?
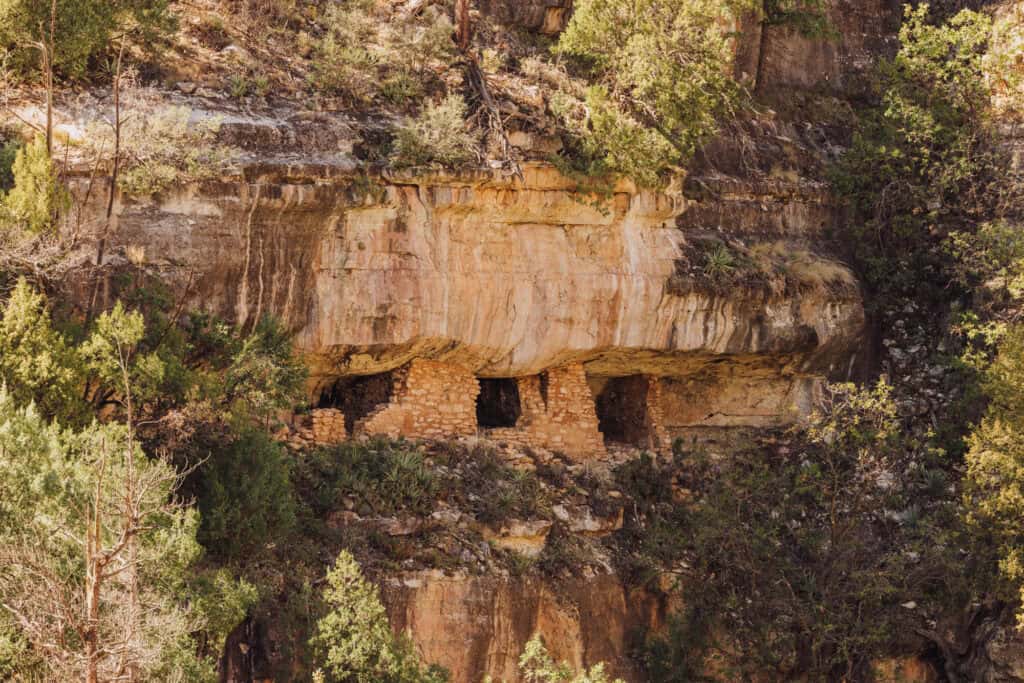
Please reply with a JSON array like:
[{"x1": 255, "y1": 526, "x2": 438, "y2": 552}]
[
  {"x1": 312, "y1": 408, "x2": 347, "y2": 444},
  {"x1": 355, "y1": 360, "x2": 480, "y2": 440},
  {"x1": 488, "y1": 363, "x2": 606, "y2": 460},
  {"x1": 642, "y1": 377, "x2": 671, "y2": 453}
]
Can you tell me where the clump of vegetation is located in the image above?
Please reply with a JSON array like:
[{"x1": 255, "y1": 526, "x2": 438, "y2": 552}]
[
  {"x1": 391, "y1": 95, "x2": 478, "y2": 169},
  {"x1": 0, "y1": 0, "x2": 174, "y2": 80},
  {"x1": 87, "y1": 105, "x2": 232, "y2": 197},
  {"x1": 0, "y1": 278, "x2": 83, "y2": 423},
  {"x1": 435, "y1": 442, "x2": 550, "y2": 524},
  {"x1": 0, "y1": 291, "x2": 257, "y2": 681},
  {"x1": 638, "y1": 382, "x2": 969, "y2": 679},
  {"x1": 518, "y1": 634, "x2": 623, "y2": 683},
  {"x1": 965, "y1": 324, "x2": 1024, "y2": 626},
  {"x1": 762, "y1": 0, "x2": 833, "y2": 39},
  {"x1": 701, "y1": 243, "x2": 739, "y2": 282},
  {"x1": 0, "y1": 140, "x2": 19, "y2": 191},
  {"x1": 312, "y1": 0, "x2": 454, "y2": 105},
  {"x1": 310, "y1": 549, "x2": 449, "y2": 683},
  {"x1": 297, "y1": 439, "x2": 441, "y2": 518},
  {"x1": 0, "y1": 136, "x2": 69, "y2": 235},
  {"x1": 670, "y1": 238, "x2": 856, "y2": 296},
  {"x1": 985, "y1": 8, "x2": 1024, "y2": 118},
  {"x1": 194, "y1": 426, "x2": 297, "y2": 562},
  {"x1": 830, "y1": 4, "x2": 998, "y2": 305},
  {"x1": 550, "y1": 0, "x2": 749, "y2": 186}
]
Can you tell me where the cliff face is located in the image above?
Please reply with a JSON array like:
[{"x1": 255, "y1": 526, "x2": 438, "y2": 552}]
[{"x1": 100, "y1": 161, "x2": 860, "y2": 381}]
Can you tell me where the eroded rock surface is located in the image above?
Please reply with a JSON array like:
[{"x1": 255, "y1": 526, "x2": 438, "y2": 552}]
[{"x1": 382, "y1": 571, "x2": 664, "y2": 683}]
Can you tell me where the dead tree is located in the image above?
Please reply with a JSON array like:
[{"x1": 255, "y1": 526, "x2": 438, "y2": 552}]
[
  {"x1": 85, "y1": 37, "x2": 127, "y2": 327},
  {"x1": 453, "y1": 0, "x2": 522, "y2": 179}
]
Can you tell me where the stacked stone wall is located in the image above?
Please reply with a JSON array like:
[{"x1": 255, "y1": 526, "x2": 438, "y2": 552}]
[
  {"x1": 356, "y1": 360, "x2": 480, "y2": 440},
  {"x1": 488, "y1": 363, "x2": 605, "y2": 460},
  {"x1": 312, "y1": 408, "x2": 347, "y2": 444},
  {"x1": 643, "y1": 378, "x2": 671, "y2": 453}
]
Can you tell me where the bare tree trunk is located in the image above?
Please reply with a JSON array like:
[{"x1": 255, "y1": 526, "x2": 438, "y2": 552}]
[
  {"x1": 122, "y1": 346, "x2": 140, "y2": 683},
  {"x1": 452, "y1": 0, "x2": 521, "y2": 179},
  {"x1": 84, "y1": 452, "x2": 108, "y2": 683},
  {"x1": 754, "y1": 13, "x2": 769, "y2": 95},
  {"x1": 86, "y1": 37, "x2": 126, "y2": 327},
  {"x1": 455, "y1": 0, "x2": 471, "y2": 51},
  {"x1": 45, "y1": 0, "x2": 56, "y2": 156}
]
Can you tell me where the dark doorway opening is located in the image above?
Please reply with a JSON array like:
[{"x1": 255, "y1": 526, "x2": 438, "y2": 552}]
[
  {"x1": 317, "y1": 371, "x2": 395, "y2": 433},
  {"x1": 476, "y1": 378, "x2": 521, "y2": 428},
  {"x1": 595, "y1": 375, "x2": 651, "y2": 446}
]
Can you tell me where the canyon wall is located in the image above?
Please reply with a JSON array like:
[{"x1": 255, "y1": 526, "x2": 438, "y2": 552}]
[
  {"x1": 65, "y1": 140, "x2": 864, "y2": 456},
  {"x1": 48, "y1": 0, "x2": 912, "y2": 680}
]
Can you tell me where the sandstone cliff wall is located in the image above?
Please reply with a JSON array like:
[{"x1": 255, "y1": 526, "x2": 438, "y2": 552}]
[{"x1": 382, "y1": 571, "x2": 667, "y2": 683}]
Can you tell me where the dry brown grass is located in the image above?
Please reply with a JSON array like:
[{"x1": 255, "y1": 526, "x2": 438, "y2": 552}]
[{"x1": 748, "y1": 242, "x2": 858, "y2": 294}]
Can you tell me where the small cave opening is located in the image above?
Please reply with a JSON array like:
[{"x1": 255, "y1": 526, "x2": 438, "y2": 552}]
[
  {"x1": 317, "y1": 371, "x2": 395, "y2": 433},
  {"x1": 595, "y1": 375, "x2": 652, "y2": 446},
  {"x1": 476, "y1": 378, "x2": 522, "y2": 428}
]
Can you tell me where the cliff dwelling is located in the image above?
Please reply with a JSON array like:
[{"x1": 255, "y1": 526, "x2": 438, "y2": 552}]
[
  {"x1": 476, "y1": 378, "x2": 522, "y2": 428},
  {"x1": 593, "y1": 375, "x2": 669, "y2": 451},
  {"x1": 317, "y1": 371, "x2": 396, "y2": 434}
]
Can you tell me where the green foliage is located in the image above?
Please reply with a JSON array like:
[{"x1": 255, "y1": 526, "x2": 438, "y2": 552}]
[
  {"x1": 0, "y1": 139, "x2": 18, "y2": 192},
  {"x1": 223, "y1": 315, "x2": 307, "y2": 419},
  {"x1": 312, "y1": 0, "x2": 453, "y2": 104},
  {"x1": 642, "y1": 382, "x2": 968, "y2": 679},
  {"x1": 830, "y1": 4, "x2": 995, "y2": 304},
  {"x1": 297, "y1": 439, "x2": 440, "y2": 518},
  {"x1": 762, "y1": 0, "x2": 833, "y2": 38},
  {"x1": 985, "y1": 8, "x2": 1024, "y2": 118},
  {"x1": 702, "y1": 243, "x2": 738, "y2": 281},
  {"x1": 965, "y1": 326, "x2": 1024, "y2": 624},
  {"x1": 189, "y1": 568, "x2": 260, "y2": 659},
  {"x1": 0, "y1": 390, "x2": 226, "y2": 680},
  {"x1": 1, "y1": 136, "x2": 69, "y2": 235},
  {"x1": 0, "y1": 0, "x2": 173, "y2": 79},
  {"x1": 311, "y1": 550, "x2": 448, "y2": 683},
  {"x1": 81, "y1": 300, "x2": 166, "y2": 406},
  {"x1": 552, "y1": 0, "x2": 750, "y2": 185},
  {"x1": 948, "y1": 220, "x2": 1024, "y2": 322},
  {"x1": 391, "y1": 95, "x2": 477, "y2": 169},
  {"x1": 437, "y1": 443, "x2": 550, "y2": 524},
  {"x1": 0, "y1": 277, "x2": 84, "y2": 422},
  {"x1": 195, "y1": 425, "x2": 296, "y2": 562},
  {"x1": 519, "y1": 634, "x2": 623, "y2": 683}
]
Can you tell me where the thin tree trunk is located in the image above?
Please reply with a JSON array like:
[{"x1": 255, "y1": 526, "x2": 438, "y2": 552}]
[
  {"x1": 86, "y1": 37, "x2": 126, "y2": 326},
  {"x1": 84, "y1": 452, "x2": 108, "y2": 683},
  {"x1": 123, "y1": 347, "x2": 139, "y2": 683},
  {"x1": 45, "y1": 0, "x2": 55, "y2": 157},
  {"x1": 754, "y1": 15, "x2": 769, "y2": 96},
  {"x1": 455, "y1": 0, "x2": 471, "y2": 51}
]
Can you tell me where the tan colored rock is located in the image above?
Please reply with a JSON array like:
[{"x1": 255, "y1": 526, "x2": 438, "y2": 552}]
[
  {"x1": 480, "y1": 519, "x2": 553, "y2": 557},
  {"x1": 871, "y1": 658, "x2": 939, "y2": 683},
  {"x1": 76, "y1": 162, "x2": 863, "y2": 384},
  {"x1": 381, "y1": 571, "x2": 664, "y2": 683},
  {"x1": 551, "y1": 504, "x2": 624, "y2": 537}
]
